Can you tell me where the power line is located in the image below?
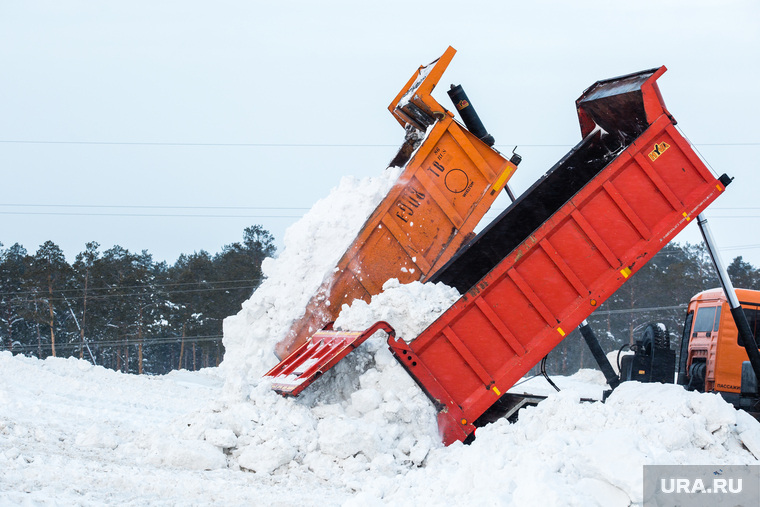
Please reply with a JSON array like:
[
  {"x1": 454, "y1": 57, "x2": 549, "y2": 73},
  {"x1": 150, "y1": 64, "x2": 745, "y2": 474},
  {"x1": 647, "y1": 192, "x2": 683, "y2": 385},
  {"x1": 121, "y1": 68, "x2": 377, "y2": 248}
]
[
  {"x1": 0, "y1": 140, "x2": 757, "y2": 147},
  {"x1": 6, "y1": 333, "x2": 224, "y2": 353},
  {"x1": 11, "y1": 283, "x2": 259, "y2": 303},
  {"x1": 0, "y1": 204, "x2": 308, "y2": 218},
  {"x1": 705, "y1": 216, "x2": 760, "y2": 219},
  {"x1": 2, "y1": 209, "x2": 758, "y2": 220},
  {"x1": 0, "y1": 140, "x2": 400, "y2": 147},
  {"x1": 0, "y1": 204, "x2": 310, "y2": 210},
  {"x1": 0, "y1": 283, "x2": 262, "y2": 301},
  {"x1": 722, "y1": 244, "x2": 760, "y2": 251},
  {"x1": 2, "y1": 203, "x2": 759, "y2": 221},
  {"x1": 0, "y1": 304, "x2": 694, "y2": 354},
  {"x1": 483, "y1": 212, "x2": 760, "y2": 223},
  {"x1": 0, "y1": 277, "x2": 263, "y2": 298},
  {"x1": 0, "y1": 203, "x2": 752, "y2": 211},
  {"x1": 592, "y1": 304, "x2": 688, "y2": 316},
  {"x1": 0, "y1": 211, "x2": 303, "y2": 218}
]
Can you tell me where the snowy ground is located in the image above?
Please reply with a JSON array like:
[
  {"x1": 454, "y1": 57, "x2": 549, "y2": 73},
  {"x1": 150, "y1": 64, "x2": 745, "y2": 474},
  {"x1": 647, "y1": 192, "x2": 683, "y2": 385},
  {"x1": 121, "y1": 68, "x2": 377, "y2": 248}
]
[
  {"x1": 0, "y1": 353, "x2": 349, "y2": 505},
  {"x1": 2, "y1": 350, "x2": 759, "y2": 506},
  {"x1": 3, "y1": 170, "x2": 760, "y2": 506}
]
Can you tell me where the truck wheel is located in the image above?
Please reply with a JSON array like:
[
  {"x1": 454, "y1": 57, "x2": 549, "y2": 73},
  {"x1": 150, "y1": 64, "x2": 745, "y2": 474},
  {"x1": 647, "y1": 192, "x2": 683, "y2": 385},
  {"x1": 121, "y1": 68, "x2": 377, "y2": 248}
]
[{"x1": 642, "y1": 323, "x2": 670, "y2": 354}]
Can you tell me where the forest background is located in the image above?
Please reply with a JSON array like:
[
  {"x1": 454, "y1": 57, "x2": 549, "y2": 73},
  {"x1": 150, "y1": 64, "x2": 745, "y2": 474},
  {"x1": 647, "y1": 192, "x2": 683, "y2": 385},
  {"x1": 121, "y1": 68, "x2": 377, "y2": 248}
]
[
  {"x1": 0, "y1": 225, "x2": 274, "y2": 374},
  {"x1": 2, "y1": 226, "x2": 758, "y2": 376}
]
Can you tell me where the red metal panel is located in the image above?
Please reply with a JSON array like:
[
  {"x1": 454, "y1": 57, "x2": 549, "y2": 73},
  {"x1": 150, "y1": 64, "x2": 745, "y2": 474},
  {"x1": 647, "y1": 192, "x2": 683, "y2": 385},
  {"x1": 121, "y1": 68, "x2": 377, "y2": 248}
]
[
  {"x1": 265, "y1": 322, "x2": 395, "y2": 396},
  {"x1": 388, "y1": 113, "x2": 727, "y2": 445}
]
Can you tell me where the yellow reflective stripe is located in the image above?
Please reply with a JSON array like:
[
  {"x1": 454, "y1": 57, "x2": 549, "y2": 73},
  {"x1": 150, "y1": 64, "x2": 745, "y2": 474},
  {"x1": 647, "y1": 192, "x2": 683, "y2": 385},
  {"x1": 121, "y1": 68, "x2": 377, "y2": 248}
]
[{"x1": 491, "y1": 164, "x2": 515, "y2": 193}]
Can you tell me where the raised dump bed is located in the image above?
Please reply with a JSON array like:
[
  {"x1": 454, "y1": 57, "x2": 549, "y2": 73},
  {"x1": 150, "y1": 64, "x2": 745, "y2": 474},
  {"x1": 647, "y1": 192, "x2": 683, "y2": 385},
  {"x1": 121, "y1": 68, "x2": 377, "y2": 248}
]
[
  {"x1": 387, "y1": 66, "x2": 731, "y2": 445},
  {"x1": 275, "y1": 47, "x2": 520, "y2": 359}
]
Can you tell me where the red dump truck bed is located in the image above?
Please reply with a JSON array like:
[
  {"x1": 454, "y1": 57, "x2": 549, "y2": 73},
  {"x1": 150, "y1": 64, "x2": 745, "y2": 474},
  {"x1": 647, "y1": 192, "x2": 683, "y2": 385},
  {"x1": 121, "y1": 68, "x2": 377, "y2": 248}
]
[{"x1": 387, "y1": 66, "x2": 731, "y2": 445}]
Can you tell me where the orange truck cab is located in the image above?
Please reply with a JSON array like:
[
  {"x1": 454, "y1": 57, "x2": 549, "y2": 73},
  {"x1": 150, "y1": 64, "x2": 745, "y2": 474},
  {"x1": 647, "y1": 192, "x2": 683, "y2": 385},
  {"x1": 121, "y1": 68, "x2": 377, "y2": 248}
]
[{"x1": 678, "y1": 288, "x2": 760, "y2": 404}]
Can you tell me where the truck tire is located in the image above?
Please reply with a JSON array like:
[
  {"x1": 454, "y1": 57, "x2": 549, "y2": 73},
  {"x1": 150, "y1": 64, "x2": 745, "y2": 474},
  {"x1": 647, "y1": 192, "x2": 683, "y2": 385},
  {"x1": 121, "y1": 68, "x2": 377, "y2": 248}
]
[{"x1": 642, "y1": 323, "x2": 670, "y2": 354}]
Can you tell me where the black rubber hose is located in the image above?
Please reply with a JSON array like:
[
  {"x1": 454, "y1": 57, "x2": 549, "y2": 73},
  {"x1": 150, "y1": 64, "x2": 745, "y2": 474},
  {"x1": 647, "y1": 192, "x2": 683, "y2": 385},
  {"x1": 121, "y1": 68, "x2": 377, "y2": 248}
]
[{"x1": 540, "y1": 355, "x2": 561, "y2": 392}]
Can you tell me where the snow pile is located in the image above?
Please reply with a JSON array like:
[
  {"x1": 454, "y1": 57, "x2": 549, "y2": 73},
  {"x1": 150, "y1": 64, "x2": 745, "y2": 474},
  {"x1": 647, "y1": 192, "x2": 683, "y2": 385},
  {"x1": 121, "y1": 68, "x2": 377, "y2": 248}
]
[
  {"x1": 215, "y1": 162, "x2": 466, "y2": 481},
  {"x1": 178, "y1": 278, "x2": 460, "y2": 481},
  {"x1": 221, "y1": 167, "x2": 401, "y2": 395},
  {"x1": 363, "y1": 383, "x2": 760, "y2": 506},
  {"x1": 3, "y1": 348, "x2": 759, "y2": 506}
]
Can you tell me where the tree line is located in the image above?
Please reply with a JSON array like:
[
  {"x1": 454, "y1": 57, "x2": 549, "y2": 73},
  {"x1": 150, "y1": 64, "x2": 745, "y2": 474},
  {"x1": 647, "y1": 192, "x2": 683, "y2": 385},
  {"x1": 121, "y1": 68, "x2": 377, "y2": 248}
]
[
  {"x1": 537, "y1": 242, "x2": 760, "y2": 376},
  {"x1": 3, "y1": 227, "x2": 758, "y2": 379},
  {"x1": 0, "y1": 225, "x2": 275, "y2": 375}
]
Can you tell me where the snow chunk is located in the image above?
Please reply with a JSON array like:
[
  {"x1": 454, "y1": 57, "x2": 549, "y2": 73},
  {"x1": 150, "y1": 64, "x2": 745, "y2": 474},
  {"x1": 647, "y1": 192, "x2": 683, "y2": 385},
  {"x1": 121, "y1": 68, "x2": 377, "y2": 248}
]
[
  {"x1": 204, "y1": 428, "x2": 238, "y2": 449},
  {"x1": 238, "y1": 439, "x2": 296, "y2": 474},
  {"x1": 145, "y1": 438, "x2": 227, "y2": 471}
]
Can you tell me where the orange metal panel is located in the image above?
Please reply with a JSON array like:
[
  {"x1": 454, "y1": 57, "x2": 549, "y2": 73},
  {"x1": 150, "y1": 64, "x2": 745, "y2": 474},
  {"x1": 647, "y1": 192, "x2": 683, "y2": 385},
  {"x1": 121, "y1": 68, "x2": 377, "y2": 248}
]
[
  {"x1": 389, "y1": 46, "x2": 457, "y2": 129},
  {"x1": 274, "y1": 49, "x2": 518, "y2": 359}
]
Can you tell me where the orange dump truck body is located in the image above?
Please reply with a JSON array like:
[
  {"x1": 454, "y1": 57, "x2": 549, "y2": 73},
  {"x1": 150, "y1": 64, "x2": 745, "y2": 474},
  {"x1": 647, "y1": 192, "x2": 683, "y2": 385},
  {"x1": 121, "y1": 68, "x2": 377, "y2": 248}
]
[{"x1": 275, "y1": 47, "x2": 519, "y2": 358}]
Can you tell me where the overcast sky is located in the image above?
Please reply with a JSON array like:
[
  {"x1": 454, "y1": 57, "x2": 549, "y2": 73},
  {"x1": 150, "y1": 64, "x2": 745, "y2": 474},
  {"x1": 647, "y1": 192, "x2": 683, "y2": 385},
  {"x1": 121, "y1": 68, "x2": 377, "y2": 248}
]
[{"x1": 1, "y1": 1, "x2": 759, "y2": 267}]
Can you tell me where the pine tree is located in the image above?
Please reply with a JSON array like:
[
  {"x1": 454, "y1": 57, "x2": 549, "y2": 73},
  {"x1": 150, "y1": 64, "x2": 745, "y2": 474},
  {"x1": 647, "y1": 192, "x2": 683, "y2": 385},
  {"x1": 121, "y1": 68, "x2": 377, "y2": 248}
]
[
  {"x1": 28, "y1": 241, "x2": 70, "y2": 357},
  {"x1": 0, "y1": 243, "x2": 30, "y2": 352},
  {"x1": 727, "y1": 256, "x2": 760, "y2": 290},
  {"x1": 169, "y1": 251, "x2": 214, "y2": 371},
  {"x1": 212, "y1": 225, "x2": 275, "y2": 319},
  {"x1": 99, "y1": 245, "x2": 140, "y2": 372},
  {"x1": 72, "y1": 242, "x2": 100, "y2": 362}
]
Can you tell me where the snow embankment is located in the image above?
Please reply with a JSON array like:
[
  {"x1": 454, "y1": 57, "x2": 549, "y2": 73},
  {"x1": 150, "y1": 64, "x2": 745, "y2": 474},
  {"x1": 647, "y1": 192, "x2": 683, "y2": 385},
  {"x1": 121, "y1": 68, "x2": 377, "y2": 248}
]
[
  {"x1": 220, "y1": 167, "x2": 401, "y2": 396},
  {"x1": 377, "y1": 382, "x2": 760, "y2": 506},
  {"x1": 194, "y1": 278, "x2": 461, "y2": 476},
  {"x1": 2, "y1": 344, "x2": 760, "y2": 506}
]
